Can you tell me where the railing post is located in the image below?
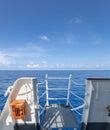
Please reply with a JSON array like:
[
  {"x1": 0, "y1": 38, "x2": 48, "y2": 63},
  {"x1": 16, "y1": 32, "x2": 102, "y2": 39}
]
[
  {"x1": 66, "y1": 74, "x2": 72, "y2": 105},
  {"x1": 46, "y1": 74, "x2": 49, "y2": 106},
  {"x1": 32, "y1": 78, "x2": 40, "y2": 125}
]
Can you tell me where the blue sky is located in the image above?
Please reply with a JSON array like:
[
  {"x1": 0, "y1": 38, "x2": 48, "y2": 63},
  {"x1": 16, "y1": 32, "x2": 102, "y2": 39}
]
[{"x1": 0, "y1": 0, "x2": 110, "y2": 70}]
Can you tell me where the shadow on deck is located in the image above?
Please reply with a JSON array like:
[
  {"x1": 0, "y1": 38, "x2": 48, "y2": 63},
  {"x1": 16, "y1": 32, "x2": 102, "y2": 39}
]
[{"x1": 41, "y1": 104, "x2": 78, "y2": 129}]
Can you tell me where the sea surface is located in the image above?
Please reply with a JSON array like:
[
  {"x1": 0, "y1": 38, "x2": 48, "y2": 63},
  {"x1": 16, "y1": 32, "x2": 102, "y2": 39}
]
[{"x1": 0, "y1": 70, "x2": 110, "y2": 129}]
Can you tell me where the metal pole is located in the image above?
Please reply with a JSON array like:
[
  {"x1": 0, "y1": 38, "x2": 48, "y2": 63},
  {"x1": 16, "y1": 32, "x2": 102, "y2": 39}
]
[
  {"x1": 32, "y1": 78, "x2": 40, "y2": 126},
  {"x1": 66, "y1": 74, "x2": 72, "y2": 105},
  {"x1": 46, "y1": 74, "x2": 49, "y2": 106}
]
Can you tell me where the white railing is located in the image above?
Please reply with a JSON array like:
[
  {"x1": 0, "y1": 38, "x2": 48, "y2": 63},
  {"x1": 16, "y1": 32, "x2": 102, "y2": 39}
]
[
  {"x1": 48, "y1": 98, "x2": 67, "y2": 100},
  {"x1": 48, "y1": 77, "x2": 69, "y2": 80},
  {"x1": 45, "y1": 74, "x2": 72, "y2": 106},
  {"x1": 37, "y1": 74, "x2": 86, "y2": 121},
  {"x1": 48, "y1": 88, "x2": 68, "y2": 90}
]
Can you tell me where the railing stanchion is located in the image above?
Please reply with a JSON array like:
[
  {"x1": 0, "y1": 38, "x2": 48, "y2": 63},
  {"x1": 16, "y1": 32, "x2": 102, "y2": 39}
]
[
  {"x1": 66, "y1": 74, "x2": 72, "y2": 105},
  {"x1": 46, "y1": 74, "x2": 49, "y2": 106}
]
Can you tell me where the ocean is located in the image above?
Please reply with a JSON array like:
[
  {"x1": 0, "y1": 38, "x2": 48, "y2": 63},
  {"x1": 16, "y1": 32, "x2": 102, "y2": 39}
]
[{"x1": 0, "y1": 70, "x2": 110, "y2": 129}]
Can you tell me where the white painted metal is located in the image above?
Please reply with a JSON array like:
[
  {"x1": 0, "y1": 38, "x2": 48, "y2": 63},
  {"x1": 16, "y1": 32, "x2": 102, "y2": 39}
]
[
  {"x1": 48, "y1": 77, "x2": 69, "y2": 80},
  {"x1": 83, "y1": 79, "x2": 110, "y2": 123},
  {"x1": 48, "y1": 88, "x2": 68, "y2": 90},
  {"x1": 4, "y1": 86, "x2": 13, "y2": 97},
  {"x1": 32, "y1": 78, "x2": 40, "y2": 124},
  {"x1": 44, "y1": 74, "x2": 85, "y2": 112},
  {"x1": 81, "y1": 80, "x2": 93, "y2": 126},
  {"x1": 45, "y1": 74, "x2": 72, "y2": 106},
  {"x1": 66, "y1": 74, "x2": 72, "y2": 105},
  {"x1": 0, "y1": 74, "x2": 86, "y2": 130},
  {"x1": 45, "y1": 74, "x2": 49, "y2": 106},
  {"x1": 48, "y1": 98, "x2": 67, "y2": 100},
  {"x1": 0, "y1": 78, "x2": 39, "y2": 130}
]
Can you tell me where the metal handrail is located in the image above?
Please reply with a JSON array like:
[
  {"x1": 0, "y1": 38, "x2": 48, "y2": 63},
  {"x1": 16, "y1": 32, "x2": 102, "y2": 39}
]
[
  {"x1": 48, "y1": 88, "x2": 68, "y2": 90},
  {"x1": 48, "y1": 98, "x2": 67, "y2": 100},
  {"x1": 48, "y1": 77, "x2": 69, "y2": 80},
  {"x1": 45, "y1": 74, "x2": 72, "y2": 106}
]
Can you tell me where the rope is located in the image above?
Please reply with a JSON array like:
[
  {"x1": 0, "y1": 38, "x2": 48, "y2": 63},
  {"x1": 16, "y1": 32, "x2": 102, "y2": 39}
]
[
  {"x1": 70, "y1": 91, "x2": 84, "y2": 101},
  {"x1": 39, "y1": 104, "x2": 46, "y2": 116},
  {"x1": 69, "y1": 100, "x2": 82, "y2": 115},
  {"x1": 75, "y1": 110, "x2": 82, "y2": 116},
  {"x1": 37, "y1": 80, "x2": 46, "y2": 85},
  {"x1": 39, "y1": 105, "x2": 44, "y2": 110},
  {"x1": 72, "y1": 80, "x2": 85, "y2": 86},
  {"x1": 39, "y1": 91, "x2": 46, "y2": 100},
  {"x1": 71, "y1": 102, "x2": 86, "y2": 111},
  {"x1": 70, "y1": 91, "x2": 86, "y2": 111},
  {"x1": 40, "y1": 108, "x2": 45, "y2": 116}
]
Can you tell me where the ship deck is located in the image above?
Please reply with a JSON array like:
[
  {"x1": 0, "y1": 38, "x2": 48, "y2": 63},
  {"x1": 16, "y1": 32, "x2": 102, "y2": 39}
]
[{"x1": 41, "y1": 104, "x2": 78, "y2": 129}]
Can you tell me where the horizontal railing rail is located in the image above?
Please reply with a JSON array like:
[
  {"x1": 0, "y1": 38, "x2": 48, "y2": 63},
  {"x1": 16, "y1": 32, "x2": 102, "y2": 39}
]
[
  {"x1": 48, "y1": 77, "x2": 69, "y2": 80},
  {"x1": 48, "y1": 98, "x2": 67, "y2": 100},
  {"x1": 48, "y1": 88, "x2": 68, "y2": 90}
]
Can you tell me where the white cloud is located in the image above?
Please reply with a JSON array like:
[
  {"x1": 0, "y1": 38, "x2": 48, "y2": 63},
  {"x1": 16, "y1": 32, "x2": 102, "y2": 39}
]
[
  {"x1": 26, "y1": 63, "x2": 40, "y2": 69},
  {"x1": 26, "y1": 61, "x2": 49, "y2": 69},
  {"x1": 0, "y1": 44, "x2": 47, "y2": 69},
  {"x1": 40, "y1": 35, "x2": 49, "y2": 41},
  {"x1": 71, "y1": 63, "x2": 105, "y2": 70},
  {"x1": 94, "y1": 64, "x2": 104, "y2": 68},
  {"x1": 1, "y1": 44, "x2": 45, "y2": 58},
  {"x1": 56, "y1": 64, "x2": 65, "y2": 69},
  {"x1": 0, "y1": 54, "x2": 15, "y2": 66},
  {"x1": 69, "y1": 17, "x2": 82, "y2": 24},
  {"x1": 71, "y1": 64, "x2": 86, "y2": 69}
]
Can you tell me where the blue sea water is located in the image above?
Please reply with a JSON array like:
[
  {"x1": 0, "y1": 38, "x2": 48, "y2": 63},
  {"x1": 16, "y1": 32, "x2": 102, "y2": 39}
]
[{"x1": 0, "y1": 70, "x2": 110, "y2": 129}]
